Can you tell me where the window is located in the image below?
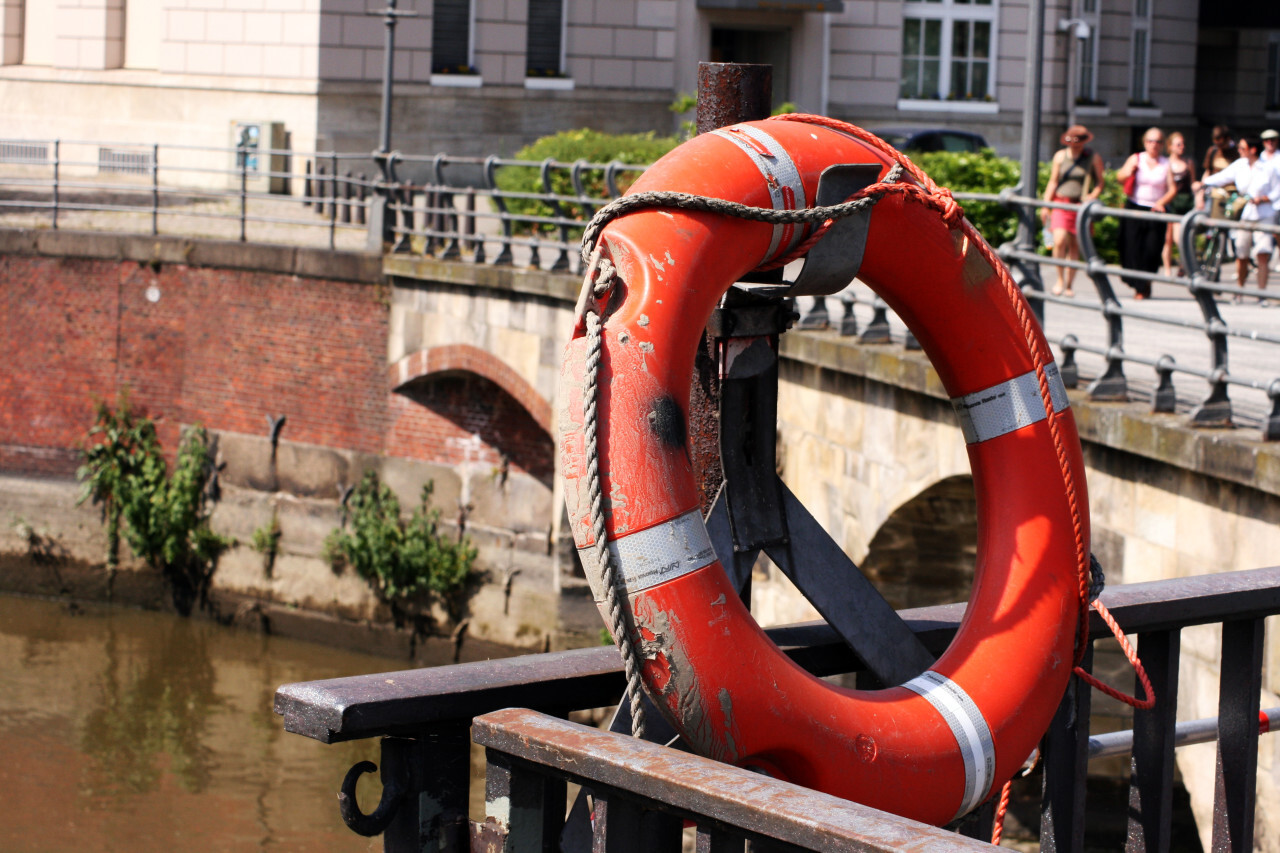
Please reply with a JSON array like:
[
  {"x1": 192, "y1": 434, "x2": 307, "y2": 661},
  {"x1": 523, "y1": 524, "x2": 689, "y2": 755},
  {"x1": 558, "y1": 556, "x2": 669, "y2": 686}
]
[
  {"x1": 1267, "y1": 35, "x2": 1280, "y2": 111},
  {"x1": 900, "y1": 0, "x2": 997, "y2": 103},
  {"x1": 1075, "y1": 0, "x2": 1101, "y2": 103},
  {"x1": 1129, "y1": 0, "x2": 1151, "y2": 104},
  {"x1": 432, "y1": 0, "x2": 474, "y2": 75},
  {"x1": 526, "y1": 0, "x2": 564, "y2": 78}
]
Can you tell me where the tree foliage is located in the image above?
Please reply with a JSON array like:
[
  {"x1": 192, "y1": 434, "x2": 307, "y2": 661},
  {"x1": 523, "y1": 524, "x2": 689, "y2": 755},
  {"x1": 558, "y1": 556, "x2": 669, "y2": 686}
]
[
  {"x1": 77, "y1": 393, "x2": 230, "y2": 615},
  {"x1": 325, "y1": 471, "x2": 476, "y2": 620}
]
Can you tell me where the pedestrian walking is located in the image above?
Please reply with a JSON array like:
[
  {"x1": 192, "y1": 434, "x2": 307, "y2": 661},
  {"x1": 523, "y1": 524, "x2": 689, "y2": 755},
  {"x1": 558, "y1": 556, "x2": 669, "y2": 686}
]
[
  {"x1": 1115, "y1": 128, "x2": 1176, "y2": 299},
  {"x1": 1162, "y1": 132, "x2": 1198, "y2": 277},
  {"x1": 1041, "y1": 124, "x2": 1105, "y2": 297},
  {"x1": 1196, "y1": 136, "x2": 1280, "y2": 305}
]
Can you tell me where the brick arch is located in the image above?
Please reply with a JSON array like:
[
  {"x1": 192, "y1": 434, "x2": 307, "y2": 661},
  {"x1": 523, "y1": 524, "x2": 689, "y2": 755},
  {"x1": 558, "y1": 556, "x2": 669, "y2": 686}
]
[{"x1": 388, "y1": 344, "x2": 552, "y2": 433}]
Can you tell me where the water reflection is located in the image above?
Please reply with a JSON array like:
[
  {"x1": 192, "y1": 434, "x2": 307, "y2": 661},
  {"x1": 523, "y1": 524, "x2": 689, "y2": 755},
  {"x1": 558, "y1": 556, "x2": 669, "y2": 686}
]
[{"x1": 0, "y1": 594, "x2": 403, "y2": 852}]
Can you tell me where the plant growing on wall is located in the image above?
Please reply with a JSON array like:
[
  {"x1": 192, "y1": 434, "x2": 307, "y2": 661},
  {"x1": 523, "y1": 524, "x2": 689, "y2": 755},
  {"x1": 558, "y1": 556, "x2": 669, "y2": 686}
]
[
  {"x1": 77, "y1": 393, "x2": 231, "y2": 615},
  {"x1": 324, "y1": 471, "x2": 476, "y2": 624},
  {"x1": 251, "y1": 511, "x2": 282, "y2": 578}
]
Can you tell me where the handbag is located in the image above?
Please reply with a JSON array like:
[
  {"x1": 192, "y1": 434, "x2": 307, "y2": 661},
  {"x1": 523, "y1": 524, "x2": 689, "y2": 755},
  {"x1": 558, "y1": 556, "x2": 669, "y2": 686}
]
[{"x1": 1122, "y1": 170, "x2": 1137, "y2": 198}]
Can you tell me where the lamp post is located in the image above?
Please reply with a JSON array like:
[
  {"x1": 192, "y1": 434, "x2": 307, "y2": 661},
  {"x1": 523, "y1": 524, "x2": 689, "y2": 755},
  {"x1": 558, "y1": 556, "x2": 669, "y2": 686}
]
[
  {"x1": 367, "y1": 0, "x2": 417, "y2": 249},
  {"x1": 1059, "y1": 17, "x2": 1092, "y2": 130}
]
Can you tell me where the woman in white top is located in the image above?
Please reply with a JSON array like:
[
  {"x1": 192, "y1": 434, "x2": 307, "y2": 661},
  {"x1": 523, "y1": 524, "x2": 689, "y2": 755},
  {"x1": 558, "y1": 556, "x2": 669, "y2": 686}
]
[
  {"x1": 1114, "y1": 127, "x2": 1177, "y2": 299},
  {"x1": 1196, "y1": 136, "x2": 1280, "y2": 304}
]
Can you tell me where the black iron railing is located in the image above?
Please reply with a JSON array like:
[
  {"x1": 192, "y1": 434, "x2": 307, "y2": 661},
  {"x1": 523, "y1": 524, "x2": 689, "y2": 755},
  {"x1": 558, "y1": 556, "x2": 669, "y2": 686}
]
[
  {"x1": 276, "y1": 566, "x2": 1280, "y2": 852},
  {"x1": 4, "y1": 138, "x2": 1279, "y2": 439}
]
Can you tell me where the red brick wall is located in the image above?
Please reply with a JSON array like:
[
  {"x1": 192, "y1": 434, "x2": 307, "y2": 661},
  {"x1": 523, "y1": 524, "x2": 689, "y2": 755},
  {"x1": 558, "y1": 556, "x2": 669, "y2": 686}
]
[
  {"x1": 388, "y1": 376, "x2": 554, "y2": 487},
  {"x1": 1, "y1": 254, "x2": 552, "y2": 481}
]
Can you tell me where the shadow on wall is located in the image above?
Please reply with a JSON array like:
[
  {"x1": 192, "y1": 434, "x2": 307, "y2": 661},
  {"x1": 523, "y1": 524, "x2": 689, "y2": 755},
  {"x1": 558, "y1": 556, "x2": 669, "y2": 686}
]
[{"x1": 861, "y1": 475, "x2": 978, "y2": 610}]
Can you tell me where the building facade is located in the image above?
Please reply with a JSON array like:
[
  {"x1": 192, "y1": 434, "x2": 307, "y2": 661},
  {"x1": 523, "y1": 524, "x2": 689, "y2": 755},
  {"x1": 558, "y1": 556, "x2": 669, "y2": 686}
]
[{"x1": 2, "y1": 0, "x2": 1277, "y2": 171}]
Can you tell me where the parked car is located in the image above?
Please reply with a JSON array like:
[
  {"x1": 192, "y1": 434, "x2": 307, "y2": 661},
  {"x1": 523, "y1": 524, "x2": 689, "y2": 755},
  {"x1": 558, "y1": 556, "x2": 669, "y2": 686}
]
[{"x1": 870, "y1": 127, "x2": 990, "y2": 154}]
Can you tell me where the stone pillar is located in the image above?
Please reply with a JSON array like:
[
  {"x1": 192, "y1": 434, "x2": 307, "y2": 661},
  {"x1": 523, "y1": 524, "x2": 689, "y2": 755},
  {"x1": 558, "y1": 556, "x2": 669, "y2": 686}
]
[
  {"x1": 0, "y1": 0, "x2": 21, "y2": 64},
  {"x1": 55, "y1": 0, "x2": 125, "y2": 69}
]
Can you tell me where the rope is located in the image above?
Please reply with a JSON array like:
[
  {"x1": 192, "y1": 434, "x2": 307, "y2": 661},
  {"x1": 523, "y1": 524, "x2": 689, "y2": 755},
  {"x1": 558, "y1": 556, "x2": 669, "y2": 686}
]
[
  {"x1": 991, "y1": 781, "x2": 1012, "y2": 846},
  {"x1": 580, "y1": 245, "x2": 649, "y2": 737}
]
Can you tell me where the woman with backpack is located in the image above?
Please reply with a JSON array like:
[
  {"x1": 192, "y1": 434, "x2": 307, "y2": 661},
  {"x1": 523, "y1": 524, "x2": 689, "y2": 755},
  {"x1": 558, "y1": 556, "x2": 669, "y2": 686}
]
[{"x1": 1041, "y1": 125, "x2": 1105, "y2": 297}]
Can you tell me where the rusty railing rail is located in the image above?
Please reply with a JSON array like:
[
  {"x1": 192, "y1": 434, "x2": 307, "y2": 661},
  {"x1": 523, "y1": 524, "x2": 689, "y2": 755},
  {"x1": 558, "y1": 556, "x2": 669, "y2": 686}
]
[{"x1": 276, "y1": 566, "x2": 1280, "y2": 852}]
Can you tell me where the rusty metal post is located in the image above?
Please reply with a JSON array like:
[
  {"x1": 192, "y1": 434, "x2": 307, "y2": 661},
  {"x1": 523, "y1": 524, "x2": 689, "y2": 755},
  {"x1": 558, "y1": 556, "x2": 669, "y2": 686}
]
[{"x1": 689, "y1": 62, "x2": 772, "y2": 515}]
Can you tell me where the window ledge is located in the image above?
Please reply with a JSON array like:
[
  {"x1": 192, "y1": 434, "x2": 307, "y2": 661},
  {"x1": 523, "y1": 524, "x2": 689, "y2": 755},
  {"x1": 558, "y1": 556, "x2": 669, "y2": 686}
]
[
  {"x1": 524, "y1": 77, "x2": 574, "y2": 91},
  {"x1": 896, "y1": 99, "x2": 998, "y2": 114},
  {"x1": 1126, "y1": 106, "x2": 1162, "y2": 119},
  {"x1": 431, "y1": 74, "x2": 483, "y2": 88},
  {"x1": 1075, "y1": 105, "x2": 1109, "y2": 117}
]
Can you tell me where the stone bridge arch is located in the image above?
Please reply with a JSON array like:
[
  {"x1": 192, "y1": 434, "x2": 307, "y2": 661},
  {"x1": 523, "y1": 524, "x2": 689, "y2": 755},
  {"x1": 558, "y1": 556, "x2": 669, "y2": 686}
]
[
  {"x1": 860, "y1": 474, "x2": 978, "y2": 610},
  {"x1": 388, "y1": 344, "x2": 556, "y2": 554}
]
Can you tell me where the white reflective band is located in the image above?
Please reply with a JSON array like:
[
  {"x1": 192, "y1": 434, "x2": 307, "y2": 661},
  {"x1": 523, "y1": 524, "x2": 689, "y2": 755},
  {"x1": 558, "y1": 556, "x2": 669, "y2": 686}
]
[
  {"x1": 950, "y1": 363, "x2": 1070, "y2": 445},
  {"x1": 903, "y1": 671, "x2": 996, "y2": 819},
  {"x1": 712, "y1": 125, "x2": 806, "y2": 262},
  {"x1": 577, "y1": 509, "x2": 717, "y2": 599}
]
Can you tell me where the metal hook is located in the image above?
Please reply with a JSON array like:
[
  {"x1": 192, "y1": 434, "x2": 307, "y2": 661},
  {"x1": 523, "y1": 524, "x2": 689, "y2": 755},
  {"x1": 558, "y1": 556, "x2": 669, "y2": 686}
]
[{"x1": 337, "y1": 738, "x2": 410, "y2": 837}]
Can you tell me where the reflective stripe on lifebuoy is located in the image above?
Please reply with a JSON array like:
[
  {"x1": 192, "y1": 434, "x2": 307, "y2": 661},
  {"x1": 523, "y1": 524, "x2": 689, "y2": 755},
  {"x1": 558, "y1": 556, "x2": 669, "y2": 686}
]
[{"x1": 558, "y1": 117, "x2": 1088, "y2": 826}]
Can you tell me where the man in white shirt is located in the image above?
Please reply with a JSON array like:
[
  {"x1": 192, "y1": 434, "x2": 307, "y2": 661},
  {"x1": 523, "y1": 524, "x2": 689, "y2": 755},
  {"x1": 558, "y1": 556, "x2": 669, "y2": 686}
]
[
  {"x1": 1197, "y1": 136, "x2": 1280, "y2": 305},
  {"x1": 1262, "y1": 129, "x2": 1279, "y2": 164}
]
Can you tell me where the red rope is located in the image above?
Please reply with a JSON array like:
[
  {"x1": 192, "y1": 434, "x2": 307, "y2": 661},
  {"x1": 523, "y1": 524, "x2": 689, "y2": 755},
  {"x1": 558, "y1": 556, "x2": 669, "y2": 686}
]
[
  {"x1": 1073, "y1": 599, "x2": 1156, "y2": 710},
  {"x1": 991, "y1": 780, "x2": 1012, "y2": 846}
]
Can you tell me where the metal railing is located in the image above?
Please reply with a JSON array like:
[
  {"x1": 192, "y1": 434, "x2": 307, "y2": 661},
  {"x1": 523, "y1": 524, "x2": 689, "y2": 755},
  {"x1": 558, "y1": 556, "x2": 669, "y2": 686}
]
[
  {"x1": 0, "y1": 137, "x2": 377, "y2": 250},
  {"x1": 4, "y1": 137, "x2": 1279, "y2": 438},
  {"x1": 276, "y1": 566, "x2": 1280, "y2": 852}
]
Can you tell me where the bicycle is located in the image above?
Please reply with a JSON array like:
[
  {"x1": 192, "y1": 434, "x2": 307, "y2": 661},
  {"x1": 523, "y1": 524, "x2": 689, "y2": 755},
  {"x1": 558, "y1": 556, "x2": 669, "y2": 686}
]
[{"x1": 1194, "y1": 190, "x2": 1242, "y2": 282}]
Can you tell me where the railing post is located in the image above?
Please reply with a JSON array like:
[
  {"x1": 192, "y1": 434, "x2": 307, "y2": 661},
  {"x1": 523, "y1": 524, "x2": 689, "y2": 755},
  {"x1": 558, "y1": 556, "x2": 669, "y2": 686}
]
[
  {"x1": 51, "y1": 139, "x2": 60, "y2": 230},
  {"x1": 151, "y1": 143, "x2": 160, "y2": 235},
  {"x1": 239, "y1": 141, "x2": 249, "y2": 242},
  {"x1": 484, "y1": 155, "x2": 513, "y2": 266},
  {"x1": 541, "y1": 157, "x2": 569, "y2": 272},
  {"x1": 481, "y1": 749, "x2": 565, "y2": 852},
  {"x1": 1076, "y1": 199, "x2": 1128, "y2": 400},
  {"x1": 1125, "y1": 629, "x2": 1181, "y2": 852},
  {"x1": 329, "y1": 152, "x2": 339, "y2": 251},
  {"x1": 1040, "y1": 645, "x2": 1093, "y2": 853},
  {"x1": 1211, "y1": 618, "x2": 1264, "y2": 852}
]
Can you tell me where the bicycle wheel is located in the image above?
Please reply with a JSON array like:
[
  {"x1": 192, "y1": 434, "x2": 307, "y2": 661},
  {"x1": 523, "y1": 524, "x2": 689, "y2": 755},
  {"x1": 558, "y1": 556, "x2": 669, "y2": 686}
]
[{"x1": 1200, "y1": 227, "x2": 1225, "y2": 282}]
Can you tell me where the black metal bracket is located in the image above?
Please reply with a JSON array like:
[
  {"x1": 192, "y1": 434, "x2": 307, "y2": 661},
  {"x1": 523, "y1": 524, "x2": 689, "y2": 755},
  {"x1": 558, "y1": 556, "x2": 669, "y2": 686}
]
[
  {"x1": 338, "y1": 736, "x2": 411, "y2": 836},
  {"x1": 784, "y1": 163, "x2": 882, "y2": 297},
  {"x1": 710, "y1": 281, "x2": 936, "y2": 687}
]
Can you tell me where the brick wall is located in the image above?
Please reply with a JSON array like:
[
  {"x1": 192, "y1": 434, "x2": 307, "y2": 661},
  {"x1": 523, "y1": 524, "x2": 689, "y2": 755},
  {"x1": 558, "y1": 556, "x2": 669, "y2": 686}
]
[{"x1": 1, "y1": 252, "x2": 552, "y2": 484}]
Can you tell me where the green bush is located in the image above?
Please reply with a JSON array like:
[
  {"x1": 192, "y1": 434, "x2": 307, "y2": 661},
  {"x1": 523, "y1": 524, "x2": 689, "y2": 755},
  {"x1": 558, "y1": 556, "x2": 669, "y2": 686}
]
[
  {"x1": 911, "y1": 149, "x2": 1024, "y2": 249},
  {"x1": 907, "y1": 151, "x2": 1125, "y2": 264},
  {"x1": 325, "y1": 471, "x2": 476, "y2": 621},
  {"x1": 77, "y1": 393, "x2": 231, "y2": 615},
  {"x1": 495, "y1": 129, "x2": 680, "y2": 235}
]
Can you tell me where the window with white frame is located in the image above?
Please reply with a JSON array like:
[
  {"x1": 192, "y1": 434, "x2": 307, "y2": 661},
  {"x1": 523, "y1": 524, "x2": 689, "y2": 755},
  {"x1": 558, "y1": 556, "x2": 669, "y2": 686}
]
[
  {"x1": 1075, "y1": 0, "x2": 1101, "y2": 104},
  {"x1": 1267, "y1": 34, "x2": 1280, "y2": 111},
  {"x1": 526, "y1": 0, "x2": 565, "y2": 78},
  {"x1": 432, "y1": 0, "x2": 475, "y2": 75},
  {"x1": 1129, "y1": 0, "x2": 1151, "y2": 104},
  {"x1": 900, "y1": 0, "x2": 997, "y2": 103}
]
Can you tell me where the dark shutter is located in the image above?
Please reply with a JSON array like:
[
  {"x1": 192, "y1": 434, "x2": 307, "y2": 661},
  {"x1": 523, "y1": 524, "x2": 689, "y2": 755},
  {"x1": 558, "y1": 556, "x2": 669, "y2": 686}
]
[
  {"x1": 526, "y1": 0, "x2": 562, "y2": 76},
  {"x1": 432, "y1": 0, "x2": 471, "y2": 73}
]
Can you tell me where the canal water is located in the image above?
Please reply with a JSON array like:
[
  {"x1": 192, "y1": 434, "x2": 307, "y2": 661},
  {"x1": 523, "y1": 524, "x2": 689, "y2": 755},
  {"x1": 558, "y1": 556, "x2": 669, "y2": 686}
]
[{"x1": 0, "y1": 593, "x2": 401, "y2": 852}]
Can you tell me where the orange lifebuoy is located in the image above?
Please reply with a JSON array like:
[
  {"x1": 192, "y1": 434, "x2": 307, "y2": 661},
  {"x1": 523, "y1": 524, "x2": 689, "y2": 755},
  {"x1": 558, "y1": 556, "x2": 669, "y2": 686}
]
[{"x1": 558, "y1": 116, "x2": 1089, "y2": 826}]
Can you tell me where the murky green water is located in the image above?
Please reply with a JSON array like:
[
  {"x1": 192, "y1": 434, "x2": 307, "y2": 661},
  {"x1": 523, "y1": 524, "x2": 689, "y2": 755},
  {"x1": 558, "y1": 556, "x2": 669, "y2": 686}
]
[{"x1": 0, "y1": 593, "x2": 407, "y2": 852}]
